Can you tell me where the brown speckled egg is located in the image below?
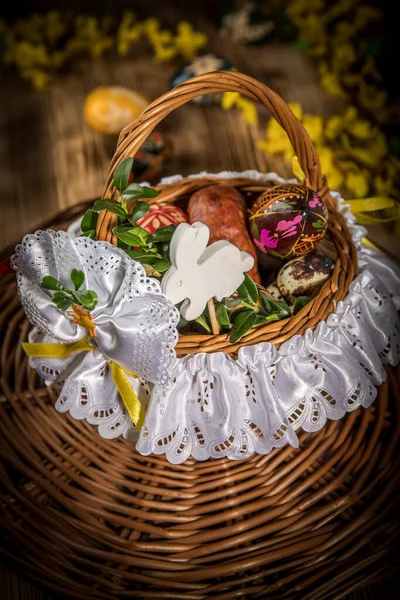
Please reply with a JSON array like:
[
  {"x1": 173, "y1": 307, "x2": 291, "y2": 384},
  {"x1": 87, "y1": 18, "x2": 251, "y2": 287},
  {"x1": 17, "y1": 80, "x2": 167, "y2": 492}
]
[
  {"x1": 249, "y1": 184, "x2": 328, "y2": 259},
  {"x1": 277, "y1": 254, "x2": 334, "y2": 304},
  {"x1": 266, "y1": 282, "x2": 284, "y2": 301}
]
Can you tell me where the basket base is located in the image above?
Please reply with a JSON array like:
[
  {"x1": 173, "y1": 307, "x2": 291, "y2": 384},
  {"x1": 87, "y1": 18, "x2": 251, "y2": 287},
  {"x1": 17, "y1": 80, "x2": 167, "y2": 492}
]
[{"x1": 1, "y1": 337, "x2": 399, "y2": 599}]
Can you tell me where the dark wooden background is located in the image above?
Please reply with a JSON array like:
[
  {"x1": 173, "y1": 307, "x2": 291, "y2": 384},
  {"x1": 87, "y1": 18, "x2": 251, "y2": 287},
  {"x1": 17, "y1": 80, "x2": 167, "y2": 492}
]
[{"x1": 0, "y1": 1, "x2": 399, "y2": 597}]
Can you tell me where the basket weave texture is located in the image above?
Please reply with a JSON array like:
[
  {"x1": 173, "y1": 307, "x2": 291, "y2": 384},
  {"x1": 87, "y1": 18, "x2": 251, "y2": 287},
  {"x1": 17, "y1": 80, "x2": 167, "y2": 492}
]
[{"x1": 1, "y1": 72, "x2": 400, "y2": 599}]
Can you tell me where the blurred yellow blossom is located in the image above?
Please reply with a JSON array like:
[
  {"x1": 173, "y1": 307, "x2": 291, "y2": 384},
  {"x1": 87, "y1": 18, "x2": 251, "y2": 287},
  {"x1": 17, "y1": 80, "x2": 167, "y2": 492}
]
[
  {"x1": 332, "y1": 43, "x2": 357, "y2": 73},
  {"x1": 116, "y1": 12, "x2": 142, "y2": 56},
  {"x1": 345, "y1": 170, "x2": 370, "y2": 198},
  {"x1": 2, "y1": 11, "x2": 207, "y2": 88},
  {"x1": 317, "y1": 146, "x2": 344, "y2": 189},
  {"x1": 319, "y1": 63, "x2": 347, "y2": 98},
  {"x1": 222, "y1": 92, "x2": 258, "y2": 125},
  {"x1": 287, "y1": 0, "x2": 324, "y2": 21},
  {"x1": 302, "y1": 113, "x2": 324, "y2": 145},
  {"x1": 44, "y1": 11, "x2": 66, "y2": 46},
  {"x1": 174, "y1": 21, "x2": 207, "y2": 61},
  {"x1": 257, "y1": 101, "x2": 397, "y2": 201}
]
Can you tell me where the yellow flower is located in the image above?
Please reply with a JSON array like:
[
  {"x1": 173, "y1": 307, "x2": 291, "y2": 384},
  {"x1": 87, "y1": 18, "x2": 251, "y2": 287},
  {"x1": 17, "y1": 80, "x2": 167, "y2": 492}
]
[
  {"x1": 302, "y1": 113, "x2": 324, "y2": 145},
  {"x1": 174, "y1": 21, "x2": 207, "y2": 61},
  {"x1": 332, "y1": 43, "x2": 357, "y2": 73},
  {"x1": 287, "y1": 0, "x2": 324, "y2": 21},
  {"x1": 345, "y1": 170, "x2": 370, "y2": 198},
  {"x1": 142, "y1": 18, "x2": 161, "y2": 39},
  {"x1": 325, "y1": 115, "x2": 343, "y2": 140},
  {"x1": 358, "y1": 82, "x2": 387, "y2": 116},
  {"x1": 374, "y1": 175, "x2": 395, "y2": 198},
  {"x1": 11, "y1": 41, "x2": 50, "y2": 68},
  {"x1": 317, "y1": 146, "x2": 344, "y2": 189},
  {"x1": 222, "y1": 92, "x2": 258, "y2": 125},
  {"x1": 319, "y1": 63, "x2": 347, "y2": 98},
  {"x1": 67, "y1": 16, "x2": 113, "y2": 59},
  {"x1": 298, "y1": 13, "x2": 327, "y2": 45},
  {"x1": 221, "y1": 92, "x2": 239, "y2": 110},
  {"x1": 347, "y1": 119, "x2": 372, "y2": 140},
  {"x1": 44, "y1": 11, "x2": 66, "y2": 46},
  {"x1": 152, "y1": 42, "x2": 177, "y2": 62},
  {"x1": 21, "y1": 68, "x2": 51, "y2": 90},
  {"x1": 116, "y1": 11, "x2": 142, "y2": 56},
  {"x1": 259, "y1": 104, "x2": 305, "y2": 160}
]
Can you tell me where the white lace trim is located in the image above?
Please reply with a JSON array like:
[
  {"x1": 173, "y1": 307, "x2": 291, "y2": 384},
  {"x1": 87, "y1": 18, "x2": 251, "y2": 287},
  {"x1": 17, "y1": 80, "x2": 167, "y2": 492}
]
[{"x1": 56, "y1": 172, "x2": 400, "y2": 461}]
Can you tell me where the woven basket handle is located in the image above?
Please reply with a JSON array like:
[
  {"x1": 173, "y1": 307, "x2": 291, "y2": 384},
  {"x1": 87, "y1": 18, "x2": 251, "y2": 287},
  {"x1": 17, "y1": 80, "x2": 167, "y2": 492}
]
[{"x1": 97, "y1": 70, "x2": 327, "y2": 242}]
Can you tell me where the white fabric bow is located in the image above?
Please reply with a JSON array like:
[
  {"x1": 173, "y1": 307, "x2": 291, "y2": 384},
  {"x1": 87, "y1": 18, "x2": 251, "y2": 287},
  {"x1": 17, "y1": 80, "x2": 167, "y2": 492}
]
[{"x1": 12, "y1": 230, "x2": 180, "y2": 439}]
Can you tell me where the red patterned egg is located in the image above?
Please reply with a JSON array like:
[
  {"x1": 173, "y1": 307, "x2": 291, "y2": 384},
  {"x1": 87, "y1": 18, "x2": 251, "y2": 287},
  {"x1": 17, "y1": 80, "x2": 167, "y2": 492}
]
[
  {"x1": 249, "y1": 184, "x2": 328, "y2": 259},
  {"x1": 137, "y1": 204, "x2": 188, "y2": 233}
]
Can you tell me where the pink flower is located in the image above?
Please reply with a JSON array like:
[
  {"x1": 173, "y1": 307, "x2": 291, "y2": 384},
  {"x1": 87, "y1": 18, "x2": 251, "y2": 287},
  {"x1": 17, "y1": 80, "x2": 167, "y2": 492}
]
[
  {"x1": 309, "y1": 193, "x2": 323, "y2": 209},
  {"x1": 255, "y1": 215, "x2": 303, "y2": 251}
]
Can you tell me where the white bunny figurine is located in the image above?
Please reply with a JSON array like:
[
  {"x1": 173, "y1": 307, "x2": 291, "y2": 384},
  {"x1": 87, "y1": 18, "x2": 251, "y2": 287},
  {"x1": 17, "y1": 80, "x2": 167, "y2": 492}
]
[{"x1": 161, "y1": 222, "x2": 254, "y2": 321}]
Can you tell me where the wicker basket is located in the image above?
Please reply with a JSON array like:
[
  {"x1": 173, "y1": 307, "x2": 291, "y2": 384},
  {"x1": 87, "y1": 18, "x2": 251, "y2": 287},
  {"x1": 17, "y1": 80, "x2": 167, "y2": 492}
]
[{"x1": 1, "y1": 71, "x2": 400, "y2": 599}]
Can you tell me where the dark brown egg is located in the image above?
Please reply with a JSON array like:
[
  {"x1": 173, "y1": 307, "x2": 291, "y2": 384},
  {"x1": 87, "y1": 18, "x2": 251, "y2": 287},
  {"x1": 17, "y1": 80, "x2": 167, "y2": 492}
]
[{"x1": 249, "y1": 184, "x2": 328, "y2": 259}]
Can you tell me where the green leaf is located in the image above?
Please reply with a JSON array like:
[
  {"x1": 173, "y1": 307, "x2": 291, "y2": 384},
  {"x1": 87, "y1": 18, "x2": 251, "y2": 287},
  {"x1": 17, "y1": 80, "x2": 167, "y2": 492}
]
[
  {"x1": 127, "y1": 249, "x2": 159, "y2": 265},
  {"x1": 260, "y1": 292, "x2": 271, "y2": 312},
  {"x1": 70, "y1": 269, "x2": 84, "y2": 291},
  {"x1": 130, "y1": 201, "x2": 150, "y2": 222},
  {"x1": 93, "y1": 199, "x2": 127, "y2": 218},
  {"x1": 215, "y1": 301, "x2": 230, "y2": 327},
  {"x1": 113, "y1": 225, "x2": 151, "y2": 247},
  {"x1": 229, "y1": 310, "x2": 257, "y2": 344},
  {"x1": 81, "y1": 209, "x2": 98, "y2": 233},
  {"x1": 114, "y1": 157, "x2": 134, "y2": 193},
  {"x1": 122, "y1": 183, "x2": 159, "y2": 200},
  {"x1": 254, "y1": 312, "x2": 280, "y2": 325},
  {"x1": 224, "y1": 297, "x2": 242, "y2": 310},
  {"x1": 150, "y1": 225, "x2": 177, "y2": 243},
  {"x1": 293, "y1": 296, "x2": 311, "y2": 315},
  {"x1": 237, "y1": 273, "x2": 258, "y2": 304},
  {"x1": 195, "y1": 313, "x2": 211, "y2": 333},
  {"x1": 153, "y1": 258, "x2": 171, "y2": 273},
  {"x1": 52, "y1": 291, "x2": 73, "y2": 311},
  {"x1": 41, "y1": 276, "x2": 62, "y2": 291},
  {"x1": 268, "y1": 298, "x2": 291, "y2": 318},
  {"x1": 75, "y1": 289, "x2": 98, "y2": 310}
]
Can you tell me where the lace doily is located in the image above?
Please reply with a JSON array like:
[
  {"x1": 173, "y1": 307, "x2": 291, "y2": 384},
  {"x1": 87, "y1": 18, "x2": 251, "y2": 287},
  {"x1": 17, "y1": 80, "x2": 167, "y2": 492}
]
[{"x1": 45, "y1": 172, "x2": 400, "y2": 461}]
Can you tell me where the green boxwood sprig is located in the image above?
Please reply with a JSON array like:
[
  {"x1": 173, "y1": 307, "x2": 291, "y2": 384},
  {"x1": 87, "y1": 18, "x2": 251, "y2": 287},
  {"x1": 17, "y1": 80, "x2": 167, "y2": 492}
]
[{"x1": 41, "y1": 269, "x2": 98, "y2": 311}]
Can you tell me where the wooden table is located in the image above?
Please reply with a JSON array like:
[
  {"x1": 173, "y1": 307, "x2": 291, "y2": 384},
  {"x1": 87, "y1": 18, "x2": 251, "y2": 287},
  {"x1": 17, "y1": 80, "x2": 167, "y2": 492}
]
[{"x1": 0, "y1": 17, "x2": 398, "y2": 599}]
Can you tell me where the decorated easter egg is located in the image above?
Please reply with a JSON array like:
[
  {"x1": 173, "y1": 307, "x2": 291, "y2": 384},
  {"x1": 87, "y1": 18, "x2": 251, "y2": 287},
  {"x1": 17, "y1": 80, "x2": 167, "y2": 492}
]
[
  {"x1": 277, "y1": 254, "x2": 334, "y2": 304},
  {"x1": 136, "y1": 204, "x2": 188, "y2": 234},
  {"x1": 219, "y1": 2, "x2": 275, "y2": 45},
  {"x1": 170, "y1": 54, "x2": 234, "y2": 105},
  {"x1": 249, "y1": 184, "x2": 328, "y2": 259},
  {"x1": 128, "y1": 132, "x2": 171, "y2": 183},
  {"x1": 84, "y1": 86, "x2": 149, "y2": 135}
]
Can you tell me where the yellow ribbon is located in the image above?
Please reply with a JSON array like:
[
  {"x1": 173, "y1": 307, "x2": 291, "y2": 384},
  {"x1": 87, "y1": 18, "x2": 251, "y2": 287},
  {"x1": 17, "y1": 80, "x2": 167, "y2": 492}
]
[
  {"x1": 109, "y1": 361, "x2": 146, "y2": 431},
  {"x1": 346, "y1": 197, "x2": 400, "y2": 225},
  {"x1": 22, "y1": 338, "x2": 145, "y2": 431},
  {"x1": 22, "y1": 337, "x2": 94, "y2": 358}
]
